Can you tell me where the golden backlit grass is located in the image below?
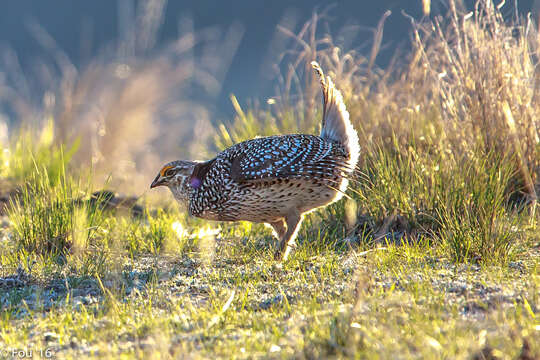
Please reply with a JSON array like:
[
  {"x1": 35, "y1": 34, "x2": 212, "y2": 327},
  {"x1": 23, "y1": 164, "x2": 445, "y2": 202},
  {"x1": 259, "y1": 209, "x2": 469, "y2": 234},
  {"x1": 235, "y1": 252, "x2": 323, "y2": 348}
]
[{"x1": 0, "y1": 1, "x2": 539, "y2": 359}]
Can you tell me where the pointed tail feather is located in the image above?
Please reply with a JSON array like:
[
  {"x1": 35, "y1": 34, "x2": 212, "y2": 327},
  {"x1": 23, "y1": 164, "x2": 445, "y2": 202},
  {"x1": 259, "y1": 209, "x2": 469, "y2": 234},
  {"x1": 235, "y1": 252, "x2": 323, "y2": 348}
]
[{"x1": 311, "y1": 61, "x2": 360, "y2": 174}]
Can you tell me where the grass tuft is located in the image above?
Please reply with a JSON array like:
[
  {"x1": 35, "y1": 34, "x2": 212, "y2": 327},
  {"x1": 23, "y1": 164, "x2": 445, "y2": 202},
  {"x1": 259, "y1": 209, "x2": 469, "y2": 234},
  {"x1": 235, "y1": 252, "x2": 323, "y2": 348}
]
[{"x1": 8, "y1": 159, "x2": 103, "y2": 259}]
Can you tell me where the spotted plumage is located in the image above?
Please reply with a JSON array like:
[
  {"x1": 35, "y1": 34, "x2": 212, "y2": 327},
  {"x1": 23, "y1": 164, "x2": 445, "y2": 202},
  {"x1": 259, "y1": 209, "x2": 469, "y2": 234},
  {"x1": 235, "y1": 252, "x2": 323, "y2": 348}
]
[{"x1": 151, "y1": 62, "x2": 360, "y2": 261}]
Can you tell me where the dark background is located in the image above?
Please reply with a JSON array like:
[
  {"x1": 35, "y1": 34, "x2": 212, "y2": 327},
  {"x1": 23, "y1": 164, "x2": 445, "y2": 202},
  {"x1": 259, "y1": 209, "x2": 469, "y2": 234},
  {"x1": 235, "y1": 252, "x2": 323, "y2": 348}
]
[{"x1": 0, "y1": 0, "x2": 536, "y2": 116}]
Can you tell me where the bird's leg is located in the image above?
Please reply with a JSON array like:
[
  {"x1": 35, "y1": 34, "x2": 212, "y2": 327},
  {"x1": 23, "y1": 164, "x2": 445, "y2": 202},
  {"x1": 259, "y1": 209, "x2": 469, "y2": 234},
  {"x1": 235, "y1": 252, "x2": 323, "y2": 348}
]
[
  {"x1": 274, "y1": 210, "x2": 303, "y2": 261},
  {"x1": 269, "y1": 219, "x2": 287, "y2": 240}
]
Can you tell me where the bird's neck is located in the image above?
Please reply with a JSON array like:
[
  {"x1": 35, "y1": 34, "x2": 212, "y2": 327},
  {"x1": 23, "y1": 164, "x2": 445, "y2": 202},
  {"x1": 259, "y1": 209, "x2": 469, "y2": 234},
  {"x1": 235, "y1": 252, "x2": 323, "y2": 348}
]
[{"x1": 169, "y1": 174, "x2": 193, "y2": 205}]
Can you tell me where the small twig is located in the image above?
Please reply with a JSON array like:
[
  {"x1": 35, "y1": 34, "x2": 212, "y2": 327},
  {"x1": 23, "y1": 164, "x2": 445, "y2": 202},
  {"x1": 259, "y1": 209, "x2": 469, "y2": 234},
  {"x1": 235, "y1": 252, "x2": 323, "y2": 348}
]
[
  {"x1": 356, "y1": 247, "x2": 388, "y2": 257},
  {"x1": 367, "y1": 10, "x2": 391, "y2": 82},
  {"x1": 207, "y1": 289, "x2": 236, "y2": 329}
]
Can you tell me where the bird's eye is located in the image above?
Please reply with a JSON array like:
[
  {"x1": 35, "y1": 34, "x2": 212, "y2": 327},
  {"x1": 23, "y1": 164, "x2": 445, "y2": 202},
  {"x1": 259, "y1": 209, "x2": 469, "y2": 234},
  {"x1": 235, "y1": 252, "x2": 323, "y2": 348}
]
[{"x1": 164, "y1": 168, "x2": 175, "y2": 177}]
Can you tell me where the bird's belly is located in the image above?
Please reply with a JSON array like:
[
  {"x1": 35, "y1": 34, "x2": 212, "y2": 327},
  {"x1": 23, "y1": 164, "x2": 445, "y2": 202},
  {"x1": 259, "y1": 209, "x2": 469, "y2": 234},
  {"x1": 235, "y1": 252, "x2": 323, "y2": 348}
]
[{"x1": 210, "y1": 178, "x2": 345, "y2": 223}]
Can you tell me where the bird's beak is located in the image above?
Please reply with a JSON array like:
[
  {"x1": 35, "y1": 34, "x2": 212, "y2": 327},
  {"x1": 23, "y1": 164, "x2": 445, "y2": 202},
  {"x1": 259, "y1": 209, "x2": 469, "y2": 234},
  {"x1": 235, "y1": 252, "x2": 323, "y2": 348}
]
[{"x1": 150, "y1": 174, "x2": 165, "y2": 189}]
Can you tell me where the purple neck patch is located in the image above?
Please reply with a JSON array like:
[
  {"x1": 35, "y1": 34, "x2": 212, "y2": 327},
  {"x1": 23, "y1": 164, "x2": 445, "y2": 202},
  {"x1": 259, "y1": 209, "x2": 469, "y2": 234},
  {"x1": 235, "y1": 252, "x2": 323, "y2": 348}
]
[{"x1": 190, "y1": 177, "x2": 202, "y2": 189}]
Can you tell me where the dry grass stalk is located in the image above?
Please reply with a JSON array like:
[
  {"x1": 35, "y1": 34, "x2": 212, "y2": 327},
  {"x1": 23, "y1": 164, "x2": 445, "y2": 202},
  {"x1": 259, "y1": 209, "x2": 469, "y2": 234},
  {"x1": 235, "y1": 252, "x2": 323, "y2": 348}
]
[{"x1": 0, "y1": 3, "x2": 243, "y2": 193}]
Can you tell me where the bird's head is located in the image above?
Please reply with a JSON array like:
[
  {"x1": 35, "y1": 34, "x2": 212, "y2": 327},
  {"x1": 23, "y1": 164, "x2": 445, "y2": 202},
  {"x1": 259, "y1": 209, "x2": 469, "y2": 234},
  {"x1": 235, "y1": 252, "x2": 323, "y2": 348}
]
[{"x1": 150, "y1": 160, "x2": 198, "y2": 201}]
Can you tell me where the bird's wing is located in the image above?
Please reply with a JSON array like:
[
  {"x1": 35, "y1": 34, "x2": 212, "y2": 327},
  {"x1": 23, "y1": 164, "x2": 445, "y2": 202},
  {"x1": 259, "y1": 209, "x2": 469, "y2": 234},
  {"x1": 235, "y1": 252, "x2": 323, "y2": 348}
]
[{"x1": 229, "y1": 135, "x2": 349, "y2": 182}]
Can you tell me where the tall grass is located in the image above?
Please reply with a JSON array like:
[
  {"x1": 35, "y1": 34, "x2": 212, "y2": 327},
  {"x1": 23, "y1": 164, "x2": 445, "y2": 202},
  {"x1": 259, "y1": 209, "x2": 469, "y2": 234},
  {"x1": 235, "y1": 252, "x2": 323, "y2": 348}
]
[
  {"x1": 435, "y1": 153, "x2": 522, "y2": 263},
  {"x1": 406, "y1": 0, "x2": 539, "y2": 200},
  {"x1": 0, "y1": 119, "x2": 78, "y2": 185},
  {"x1": 1, "y1": 0, "x2": 538, "y2": 265},
  {"x1": 216, "y1": 0, "x2": 538, "y2": 264},
  {"x1": 0, "y1": 0, "x2": 243, "y2": 193},
  {"x1": 6, "y1": 152, "x2": 194, "y2": 274},
  {"x1": 7, "y1": 156, "x2": 103, "y2": 258},
  {"x1": 353, "y1": 141, "x2": 524, "y2": 264}
]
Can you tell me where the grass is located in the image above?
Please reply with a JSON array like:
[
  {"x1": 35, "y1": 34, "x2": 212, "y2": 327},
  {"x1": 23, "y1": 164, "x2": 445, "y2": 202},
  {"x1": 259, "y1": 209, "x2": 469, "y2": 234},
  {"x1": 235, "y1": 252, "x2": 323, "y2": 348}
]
[
  {"x1": 8, "y1": 161, "x2": 99, "y2": 257},
  {"x1": 0, "y1": 119, "x2": 79, "y2": 186},
  {"x1": 0, "y1": 0, "x2": 539, "y2": 359},
  {"x1": 0, "y1": 240, "x2": 537, "y2": 359}
]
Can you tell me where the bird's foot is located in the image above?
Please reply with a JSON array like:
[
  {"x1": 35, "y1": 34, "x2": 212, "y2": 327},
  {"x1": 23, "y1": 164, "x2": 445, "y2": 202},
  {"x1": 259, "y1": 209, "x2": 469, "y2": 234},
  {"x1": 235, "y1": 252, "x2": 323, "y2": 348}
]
[{"x1": 273, "y1": 243, "x2": 296, "y2": 262}]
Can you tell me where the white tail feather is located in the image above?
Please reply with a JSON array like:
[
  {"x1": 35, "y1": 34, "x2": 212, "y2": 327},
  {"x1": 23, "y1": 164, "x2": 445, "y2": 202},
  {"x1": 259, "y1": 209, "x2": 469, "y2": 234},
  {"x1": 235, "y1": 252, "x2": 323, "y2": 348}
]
[{"x1": 311, "y1": 61, "x2": 360, "y2": 174}]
